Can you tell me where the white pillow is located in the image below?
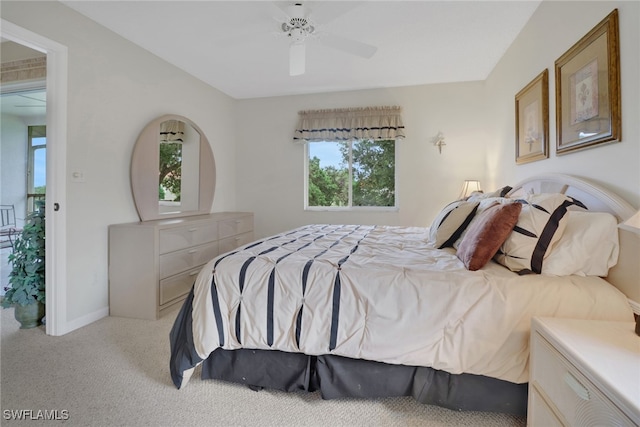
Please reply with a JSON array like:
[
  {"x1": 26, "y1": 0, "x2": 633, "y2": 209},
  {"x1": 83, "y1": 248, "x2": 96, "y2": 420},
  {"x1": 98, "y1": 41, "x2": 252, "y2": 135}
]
[
  {"x1": 428, "y1": 200, "x2": 479, "y2": 248},
  {"x1": 542, "y1": 211, "x2": 619, "y2": 276},
  {"x1": 494, "y1": 193, "x2": 583, "y2": 274}
]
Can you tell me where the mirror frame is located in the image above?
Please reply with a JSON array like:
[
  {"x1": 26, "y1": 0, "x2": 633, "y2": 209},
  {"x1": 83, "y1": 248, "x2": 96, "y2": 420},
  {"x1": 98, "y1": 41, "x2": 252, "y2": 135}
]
[{"x1": 131, "y1": 114, "x2": 215, "y2": 221}]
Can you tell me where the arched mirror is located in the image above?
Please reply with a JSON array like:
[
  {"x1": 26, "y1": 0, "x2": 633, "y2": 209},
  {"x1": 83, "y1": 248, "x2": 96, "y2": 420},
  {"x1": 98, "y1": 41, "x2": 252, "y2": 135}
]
[{"x1": 131, "y1": 114, "x2": 215, "y2": 221}]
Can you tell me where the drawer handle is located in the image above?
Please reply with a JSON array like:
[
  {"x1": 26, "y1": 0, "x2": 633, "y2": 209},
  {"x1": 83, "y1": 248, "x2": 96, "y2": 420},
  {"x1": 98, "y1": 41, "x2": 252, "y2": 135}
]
[
  {"x1": 235, "y1": 220, "x2": 242, "y2": 224},
  {"x1": 189, "y1": 271, "x2": 200, "y2": 276},
  {"x1": 564, "y1": 372, "x2": 589, "y2": 401},
  {"x1": 188, "y1": 249, "x2": 198, "y2": 254},
  {"x1": 188, "y1": 228, "x2": 198, "y2": 232}
]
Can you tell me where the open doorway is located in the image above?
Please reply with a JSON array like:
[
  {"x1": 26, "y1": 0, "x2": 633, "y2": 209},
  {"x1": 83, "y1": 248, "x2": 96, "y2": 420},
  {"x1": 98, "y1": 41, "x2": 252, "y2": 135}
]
[
  {"x1": 0, "y1": 41, "x2": 47, "y2": 298},
  {"x1": 1, "y1": 20, "x2": 68, "y2": 335}
]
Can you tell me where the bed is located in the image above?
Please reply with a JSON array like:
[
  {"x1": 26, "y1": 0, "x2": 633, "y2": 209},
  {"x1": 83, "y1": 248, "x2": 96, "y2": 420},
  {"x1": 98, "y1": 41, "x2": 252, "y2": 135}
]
[{"x1": 169, "y1": 174, "x2": 638, "y2": 416}]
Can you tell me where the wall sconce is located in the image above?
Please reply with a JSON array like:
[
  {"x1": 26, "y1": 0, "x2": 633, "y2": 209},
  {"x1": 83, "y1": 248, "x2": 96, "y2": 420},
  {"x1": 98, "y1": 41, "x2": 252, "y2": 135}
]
[
  {"x1": 431, "y1": 132, "x2": 446, "y2": 154},
  {"x1": 459, "y1": 180, "x2": 482, "y2": 199}
]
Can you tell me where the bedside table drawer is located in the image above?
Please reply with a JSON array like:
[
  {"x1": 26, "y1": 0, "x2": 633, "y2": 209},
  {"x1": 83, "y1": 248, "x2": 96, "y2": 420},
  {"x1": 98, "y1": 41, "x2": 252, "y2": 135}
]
[
  {"x1": 531, "y1": 332, "x2": 634, "y2": 427},
  {"x1": 529, "y1": 386, "x2": 562, "y2": 427}
]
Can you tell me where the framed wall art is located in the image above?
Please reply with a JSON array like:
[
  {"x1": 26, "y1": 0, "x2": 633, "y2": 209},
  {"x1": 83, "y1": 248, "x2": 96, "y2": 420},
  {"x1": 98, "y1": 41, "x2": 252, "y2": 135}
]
[
  {"x1": 515, "y1": 69, "x2": 549, "y2": 164},
  {"x1": 555, "y1": 9, "x2": 621, "y2": 155}
]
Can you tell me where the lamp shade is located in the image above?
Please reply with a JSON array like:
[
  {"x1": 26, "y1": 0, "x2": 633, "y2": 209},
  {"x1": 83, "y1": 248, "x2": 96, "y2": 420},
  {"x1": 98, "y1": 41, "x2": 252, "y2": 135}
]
[
  {"x1": 619, "y1": 210, "x2": 640, "y2": 235},
  {"x1": 459, "y1": 180, "x2": 482, "y2": 199}
]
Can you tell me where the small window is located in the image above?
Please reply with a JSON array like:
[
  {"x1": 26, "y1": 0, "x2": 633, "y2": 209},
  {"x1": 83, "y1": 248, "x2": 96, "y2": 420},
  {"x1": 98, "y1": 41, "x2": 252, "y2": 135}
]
[
  {"x1": 306, "y1": 139, "x2": 396, "y2": 210},
  {"x1": 27, "y1": 125, "x2": 46, "y2": 213}
]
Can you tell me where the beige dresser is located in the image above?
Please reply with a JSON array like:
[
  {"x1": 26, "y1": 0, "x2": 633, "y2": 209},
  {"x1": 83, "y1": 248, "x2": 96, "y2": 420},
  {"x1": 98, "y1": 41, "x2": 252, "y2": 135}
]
[{"x1": 109, "y1": 212, "x2": 253, "y2": 320}]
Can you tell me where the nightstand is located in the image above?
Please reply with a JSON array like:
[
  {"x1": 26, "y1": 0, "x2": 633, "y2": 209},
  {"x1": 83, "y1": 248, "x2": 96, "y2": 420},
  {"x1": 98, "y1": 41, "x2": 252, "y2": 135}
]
[{"x1": 528, "y1": 317, "x2": 640, "y2": 427}]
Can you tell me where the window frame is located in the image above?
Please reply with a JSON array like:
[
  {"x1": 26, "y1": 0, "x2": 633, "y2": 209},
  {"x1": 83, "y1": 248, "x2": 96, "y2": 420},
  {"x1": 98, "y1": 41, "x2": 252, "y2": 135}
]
[
  {"x1": 27, "y1": 125, "x2": 46, "y2": 213},
  {"x1": 304, "y1": 139, "x2": 399, "y2": 212}
]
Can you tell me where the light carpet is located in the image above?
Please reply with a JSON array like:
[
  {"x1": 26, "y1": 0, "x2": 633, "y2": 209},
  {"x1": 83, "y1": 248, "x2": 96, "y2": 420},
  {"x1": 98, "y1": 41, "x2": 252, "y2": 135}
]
[{"x1": 0, "y1": 307, "x2": 526, "y2": 426}]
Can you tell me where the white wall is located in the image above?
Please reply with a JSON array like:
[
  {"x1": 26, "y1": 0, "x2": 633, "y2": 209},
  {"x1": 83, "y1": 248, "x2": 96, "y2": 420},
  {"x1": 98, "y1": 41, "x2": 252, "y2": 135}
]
[
  {"x1": 3, "y1": 1, "x2": 637, "y2": 332},
  {"x1": 236, "y1": 82, "x2": 488, "y2": 238},
  {"x1": 1, "y1": 1, "x2": 238, "y2": 328},
  {"x1": 237, "y1": 1, "x2": 639, "y2": 240},
  {"x1": 485, "y1": 1, "x2": 640, "y2": 207}
]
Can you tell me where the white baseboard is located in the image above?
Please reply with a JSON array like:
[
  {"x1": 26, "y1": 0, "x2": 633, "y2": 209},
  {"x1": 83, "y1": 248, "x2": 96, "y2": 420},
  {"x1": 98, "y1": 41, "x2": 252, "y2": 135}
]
[{"x1": 61, "y1": 306, "x2": 109, "y2": 335}]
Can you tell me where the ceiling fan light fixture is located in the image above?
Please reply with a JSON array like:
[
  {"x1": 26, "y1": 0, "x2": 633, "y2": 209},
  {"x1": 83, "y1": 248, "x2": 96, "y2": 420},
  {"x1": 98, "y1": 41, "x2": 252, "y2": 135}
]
[
  {"x1": 287, "y1": 3, "x2": 306, "y2": 20},
  {"x1": 279, "y1": 1, "x2": 377, "y2": 76},
  {"x1": 288, "y1": 27, "x2": 307, "y2": 43}
]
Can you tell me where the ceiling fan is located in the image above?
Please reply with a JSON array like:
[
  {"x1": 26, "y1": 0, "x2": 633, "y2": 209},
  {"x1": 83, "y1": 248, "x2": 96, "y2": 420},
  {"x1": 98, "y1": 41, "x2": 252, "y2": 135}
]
[{"x1": 277, "y1": 2, "x2": 378, "y2": 76}]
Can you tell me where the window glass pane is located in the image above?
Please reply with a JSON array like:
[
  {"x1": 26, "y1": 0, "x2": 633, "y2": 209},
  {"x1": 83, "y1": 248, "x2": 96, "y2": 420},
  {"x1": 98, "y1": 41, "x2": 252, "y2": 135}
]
[
  {"x1": 352, "y1": 140, "x2": 395, "y2": 207},
  {"x1": 159, "y1": 142, "x2": 182, "y2": 204},
  {"x1": 33, "y1": 146, "x2": 46, "y2": 192},
  {"x1": 307, "y1": 140, "x2": 396, "y2": 209},
  {"x1": 308, "y1": 141, "x2": 349, "y2": 207},
  {"x1": 32, "y1": 136, "x2": 46, "y2": 147}
]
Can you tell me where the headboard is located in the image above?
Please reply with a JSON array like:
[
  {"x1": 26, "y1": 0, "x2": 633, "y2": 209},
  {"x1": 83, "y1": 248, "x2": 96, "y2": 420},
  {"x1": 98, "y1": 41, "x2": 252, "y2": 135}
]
[{"x1": 508, "y1": 173, "x2": 640, "y2": 314}]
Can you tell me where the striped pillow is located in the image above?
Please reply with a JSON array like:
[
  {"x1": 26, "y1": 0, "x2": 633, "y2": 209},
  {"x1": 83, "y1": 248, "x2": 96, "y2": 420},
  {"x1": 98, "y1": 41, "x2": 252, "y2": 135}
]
[
  {"x1": 428, "y1": 200, "x2": 479, "y2": 249},
  {"x1": 494, "y1": 193, "x2": 586, "y2": 274}
]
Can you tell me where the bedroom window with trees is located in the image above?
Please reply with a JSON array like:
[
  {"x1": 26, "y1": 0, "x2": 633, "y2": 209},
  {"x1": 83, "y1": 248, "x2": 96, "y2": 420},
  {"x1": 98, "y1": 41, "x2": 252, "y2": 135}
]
[
  {"x1": 294, "y1": 106, "x2": 405, "y2": 211},
  {"x1": 307, "y1": 140, "x2": 396, "y2": 209}
]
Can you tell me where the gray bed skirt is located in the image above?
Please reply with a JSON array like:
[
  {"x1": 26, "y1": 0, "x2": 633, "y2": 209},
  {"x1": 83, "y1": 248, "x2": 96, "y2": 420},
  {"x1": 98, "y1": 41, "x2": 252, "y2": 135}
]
[
  {"x1": 171, "y1": 290, "x2": 527, "y2": 416},
  {"x1": 200, "y1": 347, "x2": 527, "y2": 416}
]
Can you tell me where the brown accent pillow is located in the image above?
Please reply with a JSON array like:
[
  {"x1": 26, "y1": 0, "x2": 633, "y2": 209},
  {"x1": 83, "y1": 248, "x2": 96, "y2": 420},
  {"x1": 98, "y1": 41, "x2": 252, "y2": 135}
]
[{"x1": 457, "y1": 202, "x2": 522, "y2": 271}]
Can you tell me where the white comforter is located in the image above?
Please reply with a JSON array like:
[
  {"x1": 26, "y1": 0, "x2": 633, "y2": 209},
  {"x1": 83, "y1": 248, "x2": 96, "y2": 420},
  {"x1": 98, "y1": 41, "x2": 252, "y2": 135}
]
[{"x1": 175, "y1": 224, "x2": 633, "y2": 388}]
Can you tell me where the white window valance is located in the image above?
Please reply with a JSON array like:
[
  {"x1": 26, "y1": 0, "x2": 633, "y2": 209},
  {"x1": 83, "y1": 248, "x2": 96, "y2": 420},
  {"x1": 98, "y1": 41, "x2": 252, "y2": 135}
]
[
  {"x1": 160, "y1": 120, "x2": 185, "y2": 142},
  {"x1": 293, "y1": 106, "x2": 405, "y2": 143}
]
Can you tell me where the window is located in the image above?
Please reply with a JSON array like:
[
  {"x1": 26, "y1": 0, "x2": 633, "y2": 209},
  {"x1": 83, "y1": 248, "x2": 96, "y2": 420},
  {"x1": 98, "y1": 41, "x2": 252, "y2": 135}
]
[
  {"x1": 27, "y1": 125, "x2": 46, "y2": 212},
  {"x1": 306, "y1": 139, "x2": 396, "y2": 209}
]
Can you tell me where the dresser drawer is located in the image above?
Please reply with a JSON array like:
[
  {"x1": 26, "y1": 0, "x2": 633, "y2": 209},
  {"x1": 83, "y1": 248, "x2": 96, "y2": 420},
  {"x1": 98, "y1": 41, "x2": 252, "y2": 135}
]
[
  {"x1": 159, "y1": 222, "x2": 218, "y2": 254},
  {"x1": 219, "y1": 215, "x2": 253, "y2": 239},
  {"x1": 159, "y1": 241, "x2": 219, "y2": 279},
  {"x1": 531, "y1": 332, "x2": 634, "y2": 427},
  {"x1": 159, "y1": 266, "x2": 202, "y2": 305},
  {"x1": 219, "y1": 231, "x2": 254, "y2": 254}
]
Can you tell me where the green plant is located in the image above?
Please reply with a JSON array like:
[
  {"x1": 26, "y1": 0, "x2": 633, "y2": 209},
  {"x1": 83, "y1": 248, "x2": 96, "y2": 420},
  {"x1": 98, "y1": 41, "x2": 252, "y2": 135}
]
[{"x1": 2, "y1": 202, "x2": 45, "y2": 308}]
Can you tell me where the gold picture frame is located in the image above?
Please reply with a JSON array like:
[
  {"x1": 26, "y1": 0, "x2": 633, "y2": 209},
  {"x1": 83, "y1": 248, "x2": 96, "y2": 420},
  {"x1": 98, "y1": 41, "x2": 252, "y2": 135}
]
[
  {"x1": 555, "y1": 9, "x2": 621, "y2": 155},
  {"x1": 515, "y1": 69, "x2": 549, "y2": 164}
]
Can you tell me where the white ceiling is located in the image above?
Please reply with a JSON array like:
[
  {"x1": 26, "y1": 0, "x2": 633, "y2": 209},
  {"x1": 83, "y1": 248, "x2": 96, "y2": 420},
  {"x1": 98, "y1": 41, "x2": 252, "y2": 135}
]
[
  {"x1": 1, "y1": 40, "x2": 47, "y2": 118},
  {"x1": 64, "y1": 1, "x2": 541, "y2": 100},
  {"x1": 1, "y1": 90, "x2": 47, "y2": 118}
]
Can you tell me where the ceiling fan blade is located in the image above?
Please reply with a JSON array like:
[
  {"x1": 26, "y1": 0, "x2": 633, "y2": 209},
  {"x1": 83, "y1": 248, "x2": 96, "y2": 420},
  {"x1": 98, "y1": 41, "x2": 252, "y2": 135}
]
[
  {"x1": 319, "y1": 33, "x2": 377, "y2": 59},
  {"x1": 269, "y1": 1, "x2": 293, "y2": 23},
  {"x1": 289, "y1": 42, "x2": 305, "y2": 76}
]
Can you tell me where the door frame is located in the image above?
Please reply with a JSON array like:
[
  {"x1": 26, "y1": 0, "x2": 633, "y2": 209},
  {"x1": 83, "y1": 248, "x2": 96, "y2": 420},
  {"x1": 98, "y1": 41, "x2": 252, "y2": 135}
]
[{"x1": 2, "y1": 19, "x2": 68, "y2": 336}]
